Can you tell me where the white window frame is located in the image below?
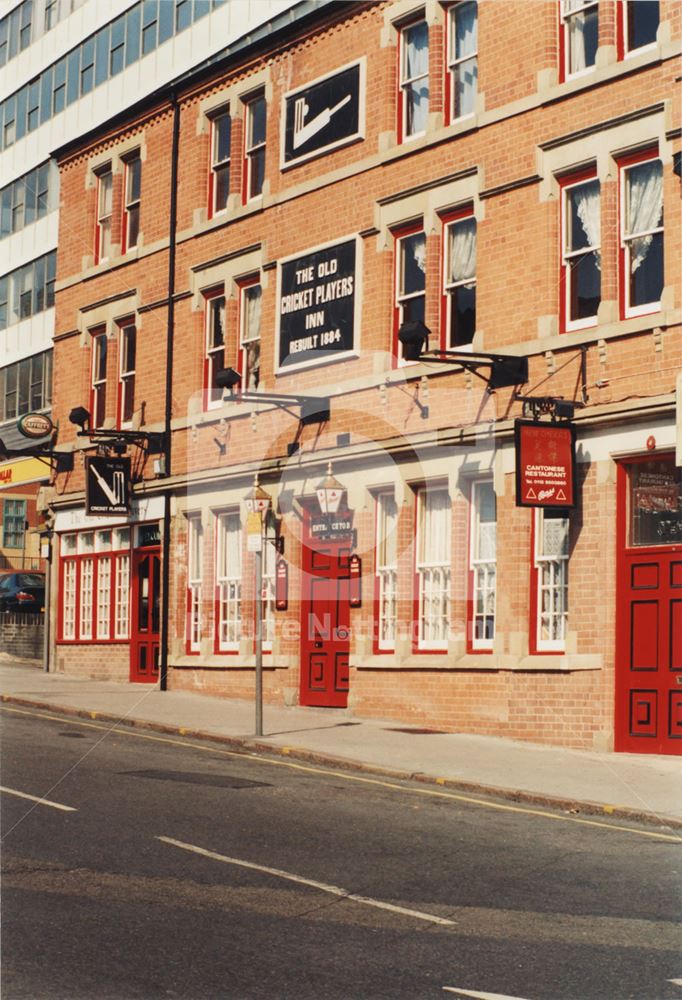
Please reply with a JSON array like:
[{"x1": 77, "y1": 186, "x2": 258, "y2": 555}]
[
  {"x1": 534, "y1": 509, "x2": 569, "y2": 651},
  {"x1": 375, "y1": 491, "x2": 398, "y2": 651},
  {"x1": 96, "y1": 166, "x2": 113, "y2": 262},
  {"x1": 240, "y1": 280, "x2": 261, "y2": 391},
  {"x1": 123, "y1": 152, "x2": 141, "y2": 252},
  {"x1": 561, "y1": 173, "x2": 601, "y2": 331},
  {"x1": 187, "y1": 515, "x2": 203, "y2": 653},
  {"x1": 623, "y1": 0, "x2": 659, "y2": 56},
  {"x1": 262, "y1": 537, "x2": 277, "y2": 652},
  {"x1": 561, "y1": 0, "x2": 599, "y2": 80},
  {"x1": 62, "y1": 552, "x2": 77, "y2": 641},
  {"x1": 399, "y1": 16, "x2": 429, "y2": 141},
  {"x1": 118, "y1": 321, "x2": 136, "y2": 428},
  {"x1": 91, "y1": 330, "x2": 107, "y2": 428},
  {"x1": 79, "y1": 557, "x2": 94, "y2": 641},
  {"x1": 469, "y1": 480, "x2": 496, "y2": 651},
  {"x1": 114, "y1": 551, "x2": 131, "y2": 639},
  {"x1": 216, "y1": 511, "x2": 242, "y2": 652},
  {"x1": 620, "y1": 153, "x2": 664, "y2": 319},
  {"x1": 210, "y1": 107, "x2": 231, "y2": 216},
  {"x1": 415, "y1": 485, "x2": 451, "y2": 650},
  {"x1": 205, "y1": 292, "x2": 226, "y2": 409},
  {"x1": 244, "y1": 92, "x2": 266, "y2": 202},
  {"x1": 447, "y1": 1, "x2": 478, "y2": 122}
]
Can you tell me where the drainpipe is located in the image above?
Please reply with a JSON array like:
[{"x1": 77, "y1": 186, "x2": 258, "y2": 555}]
[{"x1": 159, "y1": 92, "x2": 180, "y2": 692}]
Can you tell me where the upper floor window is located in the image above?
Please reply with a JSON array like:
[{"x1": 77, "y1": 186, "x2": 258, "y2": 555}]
[
  {"x1": 415, "y1": 485, "x2": 451, "y2": 650},
  {"x1": 622, "y1": 0, "x2": 659, "y2": 55},
  {"x1": 561, "y1": 170, "x2": 600, "y2": 331},
  {"x1": 243, "y1": 93, "x2": 266, "y2": 201},
  {"x1": 620, "y1": 151, "x2": 663, "y2": 318},
  {"x1": 0, "y1": 349, "x2": 52, "y2": 422},
  {"x1": 0, "y1": 250, "x2": 56, "y2": 331},
  {"x1": 394, "y1": 224, "x2": 426, "y2": 362},
  {"x1": 1, "y1": 162, "x2": 55, "y2": 241},
  {"x1": 122, "y1": 152, "x2": 141, "y2": 253},
  {"x1": 2, "y1": 499, "x2": 27, "y2": 550},
  {"x1": 205, "y1": 291, "x2": 226, "y2": 407},
  {"x1": 240, "y1": 279, "x2": 261, "y2": 391},
  {"x1": 210, "y1": 108, "x2": 231, "y2": 216},
  {"x1": 375, "y1": 491, "x2": 398, "y2": 652},
  {"x1": 91, "y1": 330, "x2": 108, "y2": 428},
  {"x1": 469, "y1": 480, "x2": 496, "y2": 650},
  {"x1": 442, "y1": 208, "x2": 476, "y2": 348},
  {"x1": 118, "y1": 321, "x2": 136, "y2": 427},
  {"x1": 95, "y1": 166, "x2": 113, "y2": 263},
  {"x1": 447, "y1": 1, "x2": 477, "y2": 121},
  {"x1": 399, "y1": 17, "x2": 429, "y2": 141},
  {"x1": 533, "y1": 509, "x2": 569, "y2": 651},
  {"x1": 560, "y1": 0, "x2": 598, "y2": 79}
]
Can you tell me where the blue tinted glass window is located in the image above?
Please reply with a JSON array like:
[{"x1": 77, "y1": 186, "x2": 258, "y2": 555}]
[
  {"x1": 125, "y1": 4, "x2": 141, "y2": 65},
  {"x1": 0, "y1": 19, "x2": 8, "y2": 68},
  {"x1": 176, "y1": 0, "x2": 191, "y2": 31},
  {"x1": 95, "y1": 26, "x2": 109, "y2": 86},
  {"x1": 142, "y1": 0, "x2": 157, "y2": 55},
  {"x1": 80, "y1": 39, "x2": 94, "y2": 95},
  {"x1": 66, "y1": 48, "x2": 79, "y2": 104},
  {"x1": 158, "y1": 0, "x2": 173, "y2": 43},
  {"x1": 194, "y1": 0, "x2": 210, "y2": 19},
  {"x1": 40, "y1": 66, "x2": 52, "y2": 124},
  {"x1": 16, "y1": 86, "x2": 27, "y2": 141},
  {"x1": 110, "y1": 15, "x2": 125, "y2": 75},
  {"x1": 53, "y1": 57, "x2": 66, "y2": 113},
  {"x1": 27, "y1": 80, "x2": 40, "y2": 132}
]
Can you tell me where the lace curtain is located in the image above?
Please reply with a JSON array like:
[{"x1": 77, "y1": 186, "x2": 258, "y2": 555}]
[
  {"x1": 574, "y1": 181, "x2": 600, "y2": 268},
  {"x1": 449, "y1": 218, "x2": 477, "y2": 284},
  {"x1": 627, "y1": 160, "x2": 663, "y2": 272}
]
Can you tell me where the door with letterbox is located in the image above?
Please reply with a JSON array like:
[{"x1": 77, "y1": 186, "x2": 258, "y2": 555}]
[
  {"x1": 130, "y1": 524, "x2": 161, "y2": 683},
  {"x1": 615, "y1": 455, "x2": 682, "y2": 754},
  {"x1": 300, "y1": 530, "x2": 351, "y2": 708}
]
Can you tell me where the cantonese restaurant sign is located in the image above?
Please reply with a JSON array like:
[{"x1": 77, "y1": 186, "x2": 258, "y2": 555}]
[
  {"x1": 515, "y1": 420, "x2": 577, "y2": 508},
  {"x1": 278, "y1": 239, "x2": 357, "y2": 370}
]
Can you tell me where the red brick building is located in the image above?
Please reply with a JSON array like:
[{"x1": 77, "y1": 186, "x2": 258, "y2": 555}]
[{"x1": 46, "y1": 0, "x2": 681, "y2": 753}]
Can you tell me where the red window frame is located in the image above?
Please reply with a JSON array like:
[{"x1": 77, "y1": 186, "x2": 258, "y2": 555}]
[
  {"x1": 94, "y1": 164, "x2": 113, "y2": 264},
  {"x1": 242, "y1": 92, "x2": 266, "y2": 203},
  {"x1": 121, "y1": 151, "x2": 141, "y2": 254},
  {"x1": 57, "y1": 530, "x2": 131, "y2": 645},
  {"x1": 440, "y1": 203, "x2": 476, "y2": 350},
  {"x1": 208, "y1": 107, "x2": 231, "y2": 219},
  {"x1": 393, "y1": 220, "x2": 427, "y2": 366},
  {"x1": 444, "y1": 0, "x2": 478, "y2": 125},
  {"x1": 617, "y1": 145, "x2": 663, "y2": 321},
  {"x1": 616, "y1": 0, "x2": 659, "y2": 60},
  {"x1": 117, "y1": 318, "x2": 136, "y2": 428},
  {"x1": 90, "y1": 327, "x2": 108, "y2": 428},
  {"x1": 397, "y1": 13, "x2": 429, "y2": 144},
  {"x1": 558, "y1": 165, "x2": 600, "y2": 334},
  {"x1": 203, "y1": 287, "x2": 226, "y2": 409}
]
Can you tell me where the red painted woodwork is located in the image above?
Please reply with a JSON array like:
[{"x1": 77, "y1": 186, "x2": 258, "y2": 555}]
[
  {"x1": 615, "y1": 459, "x2": 682, "y2": 754},
  {"x1": 299, "y1": 525, "x2": 351, "y2": 708},
  {"x1": 130, "y1": 548, "x2": 161, "y2": 683}
]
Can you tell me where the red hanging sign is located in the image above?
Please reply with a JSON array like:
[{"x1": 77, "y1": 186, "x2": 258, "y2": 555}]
[
  {"x1": 275, "y1": 557, "x2": 288, "y2": 611},
  {"x1": 349, "y1": 553, "x2": 362, "y2": 608},
  {"x1": 515, "y1": 420, "x2": 576, "y2": 508}
]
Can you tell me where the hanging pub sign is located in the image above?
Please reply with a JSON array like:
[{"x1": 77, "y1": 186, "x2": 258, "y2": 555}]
[
  {"x1": 515, "y1": 420, "x2": 577, "y2": 508},
  {"x1": 85, "y1": 456, "x2": 130, "y2": 516},
  {"x1": 275, "y1": 557, "x2": 289, "y2": 611},
  {"x1": 17, "y1": 412, "x2": 54, "y2": 439},
  {"x1": 349, "y1": 553, "x2": 362, "y2": 608},
  {"x1": 282, "y1": 61, "x2": 363, "y2": 168},
  {"x1": 278, "y1": 238, "x2": 358, "y2": 371}
]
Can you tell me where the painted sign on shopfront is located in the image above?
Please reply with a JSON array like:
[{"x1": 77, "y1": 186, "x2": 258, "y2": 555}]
[
  {"x1": 310, "y1": 511, "x2": 354, "y2": 539},
  {"x1": 85, "y1": 456, "x2": 130, "y2": 516},
  {"x1": 0, "y1": 456, "x2": 51, "y2": 489},
  {"x1": 278, "y1": 238, "x2": 357, "y2": 370},
  {"x1": 515, "y1": 420, "x2": 576, "y2": 508},
  {"x1": 349, "y1": 553, "x2": 362, "y2": 608},
  {"x1": 275, "y1": 557, "x2": 288, "y2": 611},
  {"x1": 282, "y1": 61, "x2": 363, "y2": 168}
]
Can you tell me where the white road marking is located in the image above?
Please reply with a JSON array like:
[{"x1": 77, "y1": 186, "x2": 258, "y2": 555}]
[
  {"x1": 443, "y1": 989, "x2": 532, "y2": 1000},
  {"x1": 158, "y1": 835, "x2": 455, "y2": 926},
  {"x1": 668, "y1": 980, "x2": 682, "y2": 987},
  {"x1": 0, "y1": 785, "x2": 76, "y2": 812}
]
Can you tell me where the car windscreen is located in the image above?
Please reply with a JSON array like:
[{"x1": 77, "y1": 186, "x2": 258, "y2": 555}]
[{"x1": 18, "y1": 575, "x2": 45, "y2": 588}]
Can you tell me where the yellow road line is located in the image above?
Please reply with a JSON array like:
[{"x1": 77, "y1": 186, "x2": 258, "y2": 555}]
[{"x1": 3, "y1": 703, "x2": 680, "y2": 843}]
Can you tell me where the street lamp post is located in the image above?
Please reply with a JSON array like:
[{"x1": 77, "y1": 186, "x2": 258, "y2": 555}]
[{"x1": 244, "y1": 475, "x2": 272, "y2": 737}]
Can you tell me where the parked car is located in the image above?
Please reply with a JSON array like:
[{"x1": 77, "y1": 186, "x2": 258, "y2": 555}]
[{"x1": 0, "y1": 572, "x2": 46, "y2": 613}]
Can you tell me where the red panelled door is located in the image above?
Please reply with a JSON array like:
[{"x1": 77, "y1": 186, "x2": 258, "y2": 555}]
[
  {"x1": 130, "y1": 548, "x2": 161, "y2": 683},
  {"x1": 615, "y1": 458, "x2": 682, "y2": 754},
  {"x1": 300, "y1": 535, "x2": 351, "y2": 708}
]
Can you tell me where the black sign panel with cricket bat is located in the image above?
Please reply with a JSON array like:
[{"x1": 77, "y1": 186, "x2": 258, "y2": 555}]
[{"x1": 86, "y1": 456, "x2": 130, "y2": 516}]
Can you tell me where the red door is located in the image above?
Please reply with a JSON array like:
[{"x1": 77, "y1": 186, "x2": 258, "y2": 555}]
[
  {"x1": 130, "y1": 548, "x2": 161, "y2": 683},
  {"x1": 615, "y1": 457, "x2": 682, "y2": 754},
  {"x1": 300, "y1": 534, "x2": 351, "y2": 708}
]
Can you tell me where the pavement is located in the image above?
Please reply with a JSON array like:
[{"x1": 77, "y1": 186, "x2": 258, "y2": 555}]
[{"x1": 1, "y1": 657, "x2": 680, "y2": 831}]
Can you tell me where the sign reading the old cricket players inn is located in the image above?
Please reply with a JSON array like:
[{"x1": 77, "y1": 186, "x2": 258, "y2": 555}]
[
  {"x1": 515, "y1": 420, "x2": 577, "y2": 508},
  {"x1": 278, "y1": 238, "x2": 357, "y2": 369}
]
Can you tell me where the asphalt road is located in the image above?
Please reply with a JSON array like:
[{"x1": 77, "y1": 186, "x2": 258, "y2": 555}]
[{"x1": 1, "y1": 704, "x2": 680, "y2": 1000}]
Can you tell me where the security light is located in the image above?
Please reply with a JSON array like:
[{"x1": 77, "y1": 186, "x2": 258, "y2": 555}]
[{"x1": 69, "y1": 406, "x2": 91, "y2": 431}]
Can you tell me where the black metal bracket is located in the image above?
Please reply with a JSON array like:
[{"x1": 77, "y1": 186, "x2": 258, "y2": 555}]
[
  {"x1": 0, "y1": 438, "x2": 74, "y2": 474},
  {"x1": 514, "y1": 394, "x2": 585, "y2": 421},
  {"x1": 75, "y1": 428, "x2": 166, "y2": 455},
  {"x1": 398, "y1": 321, "x2": 529, "y2": 391}
]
